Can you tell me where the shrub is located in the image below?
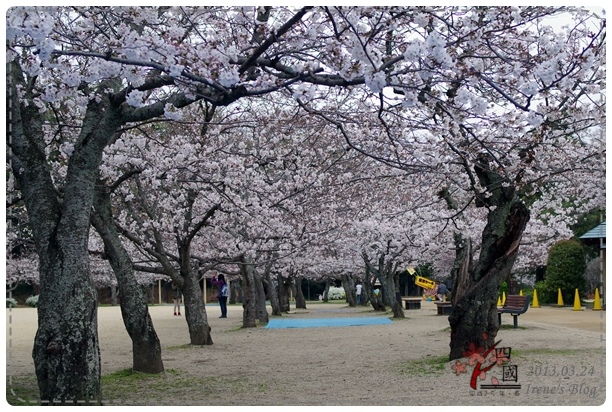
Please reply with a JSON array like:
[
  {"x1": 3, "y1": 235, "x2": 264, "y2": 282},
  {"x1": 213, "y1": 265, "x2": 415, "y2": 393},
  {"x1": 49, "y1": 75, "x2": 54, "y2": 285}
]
[
  {"x1": 326, "y1": 286, "x2": 346, "y2": 300},
  {"x1": 499, "y1": 281, "x2": 508, "y2": 299},
  {"x1": 544, "y1": 239, "x2": 587, "y2": 304},
  {"x1": 533, "y1": 280, "x2": 556, "y2": 304},
  {"x1": 26, "y1": 295, "x2": 39, "y2": 308},
  {"x1": 521, "y1": 285, "x2": 535, "y2": 297},
  {"x1": 6, "y1": 298, "x2": 18, "y2": 308}
]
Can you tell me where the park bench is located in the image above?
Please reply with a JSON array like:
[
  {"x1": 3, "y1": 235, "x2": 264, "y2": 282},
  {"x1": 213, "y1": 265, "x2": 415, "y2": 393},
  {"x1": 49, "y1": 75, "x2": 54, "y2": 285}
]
[
  {"x1": 435, "y1": 301, "x2": 453, "y2": 315},
  {"x1": 401, "y1": 297, "x2": 422, "y2": 310},
  {"x1": 498, "y1": 295, "x2": 531, "y2": 328}
]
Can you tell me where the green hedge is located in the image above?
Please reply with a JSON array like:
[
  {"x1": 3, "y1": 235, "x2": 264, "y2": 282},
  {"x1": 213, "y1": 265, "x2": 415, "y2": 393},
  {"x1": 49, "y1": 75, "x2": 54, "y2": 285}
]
[{"x1": 538, "y1": 239, "x2": 587, "y2": 304}]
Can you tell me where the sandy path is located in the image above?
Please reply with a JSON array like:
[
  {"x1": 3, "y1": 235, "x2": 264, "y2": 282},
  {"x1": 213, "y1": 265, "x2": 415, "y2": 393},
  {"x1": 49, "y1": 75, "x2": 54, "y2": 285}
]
[{"x1": 5, "y1": 301, "x2": 607, "y2": 405}]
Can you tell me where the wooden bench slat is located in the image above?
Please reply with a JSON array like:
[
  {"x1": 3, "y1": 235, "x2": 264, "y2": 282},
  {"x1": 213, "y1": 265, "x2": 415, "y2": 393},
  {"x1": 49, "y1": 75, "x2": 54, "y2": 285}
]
[{"x1": 498, "y1": 295, "x2": 531, "y2": 328}]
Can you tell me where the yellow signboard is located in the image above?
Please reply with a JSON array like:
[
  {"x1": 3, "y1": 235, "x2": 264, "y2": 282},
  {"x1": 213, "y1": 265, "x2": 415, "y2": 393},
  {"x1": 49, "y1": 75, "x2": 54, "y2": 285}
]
[{"x1": 415, "y1": 276, "x2": 436, "y2": 290}]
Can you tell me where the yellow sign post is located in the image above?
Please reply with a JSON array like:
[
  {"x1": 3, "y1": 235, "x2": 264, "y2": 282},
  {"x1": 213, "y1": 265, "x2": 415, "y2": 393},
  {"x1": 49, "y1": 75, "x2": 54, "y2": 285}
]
[{"x1": 415, "y1": 276, "x2": 436, "y2": 290}]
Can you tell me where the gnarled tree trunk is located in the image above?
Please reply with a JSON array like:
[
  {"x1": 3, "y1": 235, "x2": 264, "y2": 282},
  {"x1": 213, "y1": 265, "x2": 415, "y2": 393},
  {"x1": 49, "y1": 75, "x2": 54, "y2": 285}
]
[
  {"x1": 240, "y1": 255, "x2": 257, "y2": 328},
  {"x1": 229, "y1": 279, "x2": 241, "y2": 304},
  {"x1": 277, "y1": 274, "x2": 291, "y2": 312},
  {"x1": 341, "y1": 274, "x2": 357, "y2": 307},
  {"x1": 253, "y1": 270, "x2": 269, "y2": 324},
  {"x1": 9, "y1": 64, "x2": 126, "y2": 403},
  {"x1": 364, "y1": 251, "x2": 404, "y2": 318},
  {"x1": 362, "y1": 267, "x2": 373, "y2": 306},
  {"x1": 322, "y1": 279, "x2": 331, "y2": 302},
  {"x1": 448, "y1": 156, "x2": 530, "y2": 360},
  {"x1": 91, "y1": 181, "x2": 164, "y2": 373},
  {"x1": 294, "y1": 275, "x2": 307, "y2": 309},
  {"x1": 264, "y1": 270, "x2": 282, "y2": 316},
  {"x1": 182, "y1": 270, "x2": 213, "y2": 344},
  {"x1": 110, "y1": 286, "x2": 119, "y2": 306}
]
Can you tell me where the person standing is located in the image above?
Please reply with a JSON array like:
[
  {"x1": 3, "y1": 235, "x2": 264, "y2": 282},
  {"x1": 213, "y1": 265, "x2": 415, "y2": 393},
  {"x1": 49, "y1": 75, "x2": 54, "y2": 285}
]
[
  {"x1": 356, "y1": 282, "x2": 363, "y2": 305},
  {"x1": 437, "y1": 282, "x2": 448, "y2": 302},
  {"x1": 172, "y1": 282, "x2": 181, "y2": 316},
  {"x1": 211, "y1": 274, "x2": 228, "y2": 318}
]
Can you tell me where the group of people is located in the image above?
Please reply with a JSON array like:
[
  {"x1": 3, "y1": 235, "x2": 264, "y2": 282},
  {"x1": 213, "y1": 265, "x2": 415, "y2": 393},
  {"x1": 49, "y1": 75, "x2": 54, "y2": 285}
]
[
  {"x1": 170, "y1": 273, "x2": 229, "y2": 318},
  {"x1": 354, "y1": 280, "x2": 451, "y2": 304}
]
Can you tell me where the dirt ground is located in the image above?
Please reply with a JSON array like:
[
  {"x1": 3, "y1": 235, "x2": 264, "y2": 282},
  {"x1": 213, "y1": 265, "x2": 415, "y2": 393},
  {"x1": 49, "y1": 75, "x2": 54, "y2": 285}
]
[{"x1": 4, "y1": 300, "x2": 607, "y2": 406}]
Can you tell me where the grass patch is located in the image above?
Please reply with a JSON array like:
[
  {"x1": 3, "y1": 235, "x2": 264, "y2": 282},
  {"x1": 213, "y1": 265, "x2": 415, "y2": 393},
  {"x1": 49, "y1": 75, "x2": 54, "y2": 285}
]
[
  {"x1": 398, "y1": 355, "x2": 449, "y2": 376},
  {"x1": 101, "y1": 367, "x2": 268, "y2": 404},
  {"x1": 166, "y1": 344, "x2": 194, "y2": 350},
  {"x1": 102, "y1": 367, "x2": 177, "y2": 381},
  {"x1": 6, "y1": 369, "x2": 266, "y2": 405},
  {"x1": 101, "y1": 368, "x2": 182, "y2": 402},
  {"x1": 6, "y1": 375, "x2": 40, "y2": 405}
]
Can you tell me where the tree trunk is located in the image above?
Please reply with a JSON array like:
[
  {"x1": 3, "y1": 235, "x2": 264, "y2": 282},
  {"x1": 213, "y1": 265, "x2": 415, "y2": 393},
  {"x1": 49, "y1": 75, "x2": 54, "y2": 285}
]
[
  {"x1": 240, "y1": 256, "x2": 257, "y2": 328},
  {"x1": 277, "y1": 274, "x2": 291, "y2": 312},
  {"x1": 91, "y1": 183, "x2": 164, "y2": 373},
  {"x1": 229, "y1": 280, "x2": 240, "y2": 304},
  {"x1": 173, "y1": 241, "x2": 213, "y2": 345},
  {"x1": 148, "y1": 284, "x2": 155, "y2": 304},
  {"x1": 369, "y1": 276, "x2": 385, "y2": 311},
  {"x1": 33, "y1": 248, "x2": 101, "y2": 404},
  {"x1": 182, "y1": 272, "x2": 213, "y2": 344},
  {"x1": 110, "y1": 286, "x2": 119, "y2": 306},
  {"x1": 294, "y1": 276, "x2": 307, "y2": 309},
  {"x1": 450, "y1": 234, "x2": 472, "y2": 308},
  {"x1": 370, "y1": 294, "x2": 386, "y2": 311},
  {"x1": 253, "y1": 270, "x2": 269, "y2": 324},
  {"x1": 377, "y1": 257, "x2": 404, "y2": 318},
  {"x1": 264, "y1": 271, "x2": 282, "y2": 316},
  {"x1": 322, "y1": 279, "x2": 331, "y2": 302},
  {"x1": 341, "y1": 274, "x2": 357, "y2": 307},
  {"x1": 448, "y1": 157, "x2": 530, "y2": 360},
  {"x1": 362, "y1": 268, "x2": 373, "y2": 306},
  {"x1": 8, "y1": 63, "x2": 126, "y2": 403}
]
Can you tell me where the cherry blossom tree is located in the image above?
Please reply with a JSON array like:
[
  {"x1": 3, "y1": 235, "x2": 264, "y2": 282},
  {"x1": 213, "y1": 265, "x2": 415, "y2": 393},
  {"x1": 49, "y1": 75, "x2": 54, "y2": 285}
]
[
  {"x1": 291, "y1": 7, "x2": 605, "y2": 358},
  {"x1": 6, "y1": 6, "x2": 323, "y2": 400},
  {"x1": 102, "y1": 114, "x2": 225, "y2": 344},
  {"x1": 6, "y1": 6, "x2": 605, "y2": 401}
]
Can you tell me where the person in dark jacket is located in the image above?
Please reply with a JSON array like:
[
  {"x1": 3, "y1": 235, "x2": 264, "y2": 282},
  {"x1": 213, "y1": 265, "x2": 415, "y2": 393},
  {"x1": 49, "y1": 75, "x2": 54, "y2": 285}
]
[
  {"x1": 172, "y1": 281, "x2": 181, "y2": 316},
  {"x1": 211, "y1": 274, "x2": 228, "y2": 318}
]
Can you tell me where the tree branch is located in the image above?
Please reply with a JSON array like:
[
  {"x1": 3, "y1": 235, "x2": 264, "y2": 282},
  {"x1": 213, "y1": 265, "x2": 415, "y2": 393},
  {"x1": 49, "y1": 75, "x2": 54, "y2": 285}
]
[{"x1": 239, "y1": 6, "x2": 314, "y2": 75}]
